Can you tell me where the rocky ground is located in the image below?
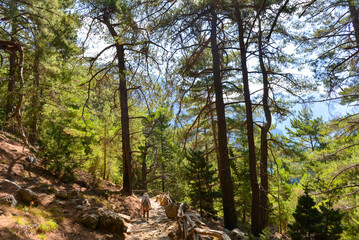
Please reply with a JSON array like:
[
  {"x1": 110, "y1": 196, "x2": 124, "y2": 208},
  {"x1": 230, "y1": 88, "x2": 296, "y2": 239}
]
[
  {"x1": 0, "y1": 131, "x2": 250, "y2": 240},
  {"x1": 126, "y1": 198, "x2": 177, "y2": 240},
  {"x1": 0, "y1": 132, "x2": 181, "y2": 240}
]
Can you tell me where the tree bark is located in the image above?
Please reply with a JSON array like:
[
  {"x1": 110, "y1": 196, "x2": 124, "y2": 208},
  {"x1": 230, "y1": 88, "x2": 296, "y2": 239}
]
[
  {"x1": 141, "y1": 146, "x2": 148, "y2": 190},
  {"x1": 348, "y1": 0, "x2": 359, "y2": 47},
  {"x1": 103, "y1": 12, "x2": 132, "y2": 196},
  {"x1": 207, "y1": 86, "x2": 220, "y2": 162},
  {"x1": 10, "y1": 39, "x2": 30, "y2": 150},
  {"x1": 161, "y1": 162, "x2": 165, "y2": 192},
  {"x1": 117, "y1": 43, "x2": 133, "y2": 196},
  {"x1": 29, "y1": 46, "x2": 40, "y2": 144},
  {"x1": 258, "y1": 16, "x2": 271, "y2": 231},
  {"x1": 205, "y1": 140, "x2": 215, "y2": 214},
  {"x1": 103, "y1": 123, "x2": 107, "y2": 180},
  {"x1": 233, "y1": 1, "x2": 261, "y2": 236},
  {"x1": 5, "y1": 2, "x2": 17, "y2": 126},
  {"x1": 6, "y1": 47, "x2": 16, "y2": 124},
  {"x1": 210, "y1": 8, "x2": 238, "y2": 230}
]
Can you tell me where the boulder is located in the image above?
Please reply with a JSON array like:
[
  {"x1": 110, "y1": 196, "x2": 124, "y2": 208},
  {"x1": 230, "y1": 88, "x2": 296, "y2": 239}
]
[
  {"x1": 55, "y1": 190, "x2": 68, "y2": 200},
  {"x1": 112, "y1": 233, "x2": 125, "y2": 240},
  {"x1": 165, "y1": 202, "x2": 180, "y2": 218},
  {"x1": 52, "y1": 199, "x2": 64, "y2": 206},
  {"x1": 68, "y1": 189, "x2": 81, "y2": 199},
  {"x1": 0, "y1": 179, "x2": 21, "y2": 192},
  {"x1": 230, "y1": 228, "x2": 246, "y2": 240},
  {"x1": 25, "y1": 156, "x2": 37, "y2": 165},
  {"x1": 104, "y1": 234, "x2": 113, "y2": 240},
  {"x1": 117, "y1": 213, "x2": 132, "y2": 223},
  {"x1": 0, "y1": 194, "x2": 17, "y2": 207},
  {"x1": 98, "y1": 208, "x2": 126, "y2": 235},
  {"x1": 17, "y1": 188, "x2": 38, "y2": 204},
  {"x1": 76, "y1": 212, "x2": 99, "y2": 229},
  {"x1": 103, "y1": 233, "x2": 125, "y2": 240},
  {"x1": 73, "y1": 197, "x2": 90, "y2": 207},
  {"x1": 76, "y1": 205, "x2": 85, "y2": 211}
]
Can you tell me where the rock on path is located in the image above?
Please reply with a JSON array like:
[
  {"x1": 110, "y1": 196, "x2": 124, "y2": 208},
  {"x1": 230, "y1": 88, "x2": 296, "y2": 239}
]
[{"x1": 126, "y1": 197, "x2": 177, "y2": 240}]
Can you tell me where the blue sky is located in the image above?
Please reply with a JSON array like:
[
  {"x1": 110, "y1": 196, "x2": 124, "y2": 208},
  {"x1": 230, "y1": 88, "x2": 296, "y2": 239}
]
[{"x1": 274, "y1": 96, "x2": 357, "y2": 136}]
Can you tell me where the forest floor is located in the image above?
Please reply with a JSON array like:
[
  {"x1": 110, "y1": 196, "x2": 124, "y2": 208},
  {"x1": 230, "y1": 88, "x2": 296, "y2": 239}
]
[{"x1": 0, "y1": 131, "x2": 178, "y2": 240}]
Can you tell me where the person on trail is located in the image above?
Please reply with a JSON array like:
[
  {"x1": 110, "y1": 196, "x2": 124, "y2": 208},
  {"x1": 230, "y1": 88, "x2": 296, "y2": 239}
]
[{"x1": 141, "y1": 192, "x2": 151, "y2": 221}]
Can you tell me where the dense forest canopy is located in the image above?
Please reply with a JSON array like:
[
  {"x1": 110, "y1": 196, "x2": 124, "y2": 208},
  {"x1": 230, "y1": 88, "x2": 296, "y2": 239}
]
[{"x1": 0, "y1": 0, "x2": 358, "y2": 238}]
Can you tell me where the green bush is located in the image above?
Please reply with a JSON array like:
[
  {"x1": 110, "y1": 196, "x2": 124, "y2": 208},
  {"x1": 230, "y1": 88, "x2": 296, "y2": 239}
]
[{"x1": 37, "y1": 219, "x2": 58, "y2": 233}]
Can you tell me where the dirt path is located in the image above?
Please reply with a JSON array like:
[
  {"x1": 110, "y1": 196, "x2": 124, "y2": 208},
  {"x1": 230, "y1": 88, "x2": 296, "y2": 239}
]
[
  {"x1": 126, "y1": 197, "x2": 177, "y2": 240},
  {"x1": 0, "y1": 132, "x2": 179, "y2": 240}
]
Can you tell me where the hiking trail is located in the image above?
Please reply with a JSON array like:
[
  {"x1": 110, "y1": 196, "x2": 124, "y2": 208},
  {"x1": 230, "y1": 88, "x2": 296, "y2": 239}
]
[{"x1": 126, "y1": 197, "x2": 177, "y2": 240}]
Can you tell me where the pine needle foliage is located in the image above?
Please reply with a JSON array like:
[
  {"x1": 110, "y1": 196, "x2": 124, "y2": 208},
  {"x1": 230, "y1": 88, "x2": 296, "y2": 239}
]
[
  {"x1": 184, "y1": 149, "x2": 219, "y2": 216},
  {"x1": 288, "y1": 188, "x2": 343, "y2": 240}
]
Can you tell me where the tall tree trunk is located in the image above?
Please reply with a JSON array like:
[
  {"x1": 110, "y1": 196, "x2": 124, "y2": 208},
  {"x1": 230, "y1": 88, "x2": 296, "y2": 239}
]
[
  {"x1": 29, "y1": 46, "x2": 40, "y2": 144},
  {"x1": 103, "y1": 13, "x2": 132, "y2": 195},
  {"x1": 10, "y1": 39, "x2": 30, "y2": 149},
  {"x1": 5, "y1": 2, "x2": 17, "y2": 126},
  {"x1": 161, "y1": 162, "x2": 165, "y2": 192},
  {"x1": 6, "y1": 47, "x2": 16, "y2": 124},
  {"x1": 348, "y1": 0, "x2": 359, "y2": 46},
  {"x1": 207, "y1": 89, "x2": 218, "y2": 215},
  {"x1": 207, "y1": 86, "x2": 220, "y2": 161},
  {"x1": 233, "y1": 1, "x2": 261, "y2": 236},
  {"x1": 161, "y1": 139, "x2": 165, "y2": 192},
  {"x1": 103, "y1": 123, "x2": 107, "y2": 180},
  {"x1": 141, "y1": 146, "x2": 148, "y2": 190},
  {"x1": 258, "y1": 17, "x2": 271, "y2": 231},
  {"x1": 210, "y1": 8, "x2": 238, "y2": 230},
  {"x1": 117, "y1": 43, "x2": 133, "y2": 196},
  {"x1": 205, "y1": 141, "x2": 215, "y2": 214}
]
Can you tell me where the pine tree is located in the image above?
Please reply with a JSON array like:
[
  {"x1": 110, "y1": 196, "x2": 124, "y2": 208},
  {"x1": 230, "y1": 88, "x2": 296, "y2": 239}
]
[
  {"x1": 286, "y1": 108, "x2": 326, "y2": 152},
  {"x1": 317, "y1": 204, "x2": 344, "y2": 240},
  {"x1": 288, "y1": 189, "x2": 343, "y2": 240},
  {"x1": 184, "y1": 149, "x2": 219, "y2": 216},
  {"x1": 289, "y1": 190, "x2": 323, "y2": 240}
]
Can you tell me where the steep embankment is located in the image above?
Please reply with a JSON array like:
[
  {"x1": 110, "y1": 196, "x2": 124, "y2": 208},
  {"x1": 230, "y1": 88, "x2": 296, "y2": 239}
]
[
  {"x1": 0, "y1": 132, "x2": 239, "y2": 240},
  {"x1": 0, "y1": 132, "x2": 148, "y2": 240}
]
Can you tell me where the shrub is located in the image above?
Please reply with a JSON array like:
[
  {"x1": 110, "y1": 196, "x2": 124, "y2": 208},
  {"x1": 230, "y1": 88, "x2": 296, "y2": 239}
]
[{"x1": 37, "y1": 219, "x2": 58, "y2": 233}]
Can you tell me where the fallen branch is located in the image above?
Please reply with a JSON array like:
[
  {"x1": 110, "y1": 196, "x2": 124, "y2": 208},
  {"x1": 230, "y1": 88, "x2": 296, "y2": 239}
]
[
  {"x1": 177, "y1": 208, "x2": 231, "y2": 240},
  {"x1": 187, "y1": 227, "x2": 231, "y2": 240}
]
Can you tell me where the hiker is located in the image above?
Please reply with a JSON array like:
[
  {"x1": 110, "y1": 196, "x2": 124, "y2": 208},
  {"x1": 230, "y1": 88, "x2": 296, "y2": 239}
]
[{"x1": 141, "y1": 192, "x2": 151, "y2": 221}]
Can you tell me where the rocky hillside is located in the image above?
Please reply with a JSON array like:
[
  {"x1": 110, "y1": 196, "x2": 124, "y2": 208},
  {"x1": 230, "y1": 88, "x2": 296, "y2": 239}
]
[
  {"x1": 0, "y1": 131, "x2": 149, "y2": 240},
  {"x1": 0, "y1": 132, "x2": 248, "y2": 240}
]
